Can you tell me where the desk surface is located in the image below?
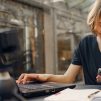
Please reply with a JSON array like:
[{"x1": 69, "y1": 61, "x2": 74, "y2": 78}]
[
  {"x1": 29, "y1": 96, "x2": 45, "y2": 101},
  {"x1": 28, "y1": 84, "x2": 101, "y2": 101}
]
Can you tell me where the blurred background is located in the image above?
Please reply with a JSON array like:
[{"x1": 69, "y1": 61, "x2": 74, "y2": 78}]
[{"x1": 0, "y1": 0, "x2": 94, "y2": 82}]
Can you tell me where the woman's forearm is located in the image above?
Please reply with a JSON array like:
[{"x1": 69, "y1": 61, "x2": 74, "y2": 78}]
[{"x1": 46, "y1": 74, "x2": 74, "y2": 83}]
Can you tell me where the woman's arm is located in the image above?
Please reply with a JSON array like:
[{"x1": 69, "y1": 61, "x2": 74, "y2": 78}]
[
  {"x1": 47, "y1": 64, "x2": 82, "y2": 83},
  {"x1": 16, "y1": 64, "x2": 81, "y2": 84}
]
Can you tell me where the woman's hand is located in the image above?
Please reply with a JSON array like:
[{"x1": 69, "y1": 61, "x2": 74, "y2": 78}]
[
  {"x1": 16, "y1": 73, "x2": 50, "y2": 84},
  {"x1": 96, "y1": 75, "x2": 101, "y2": 82}
]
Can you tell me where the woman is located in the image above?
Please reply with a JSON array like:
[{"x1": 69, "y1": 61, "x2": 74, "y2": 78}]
[{"x1": 17, "y1": 0, "x2": 101, "y2": 85}]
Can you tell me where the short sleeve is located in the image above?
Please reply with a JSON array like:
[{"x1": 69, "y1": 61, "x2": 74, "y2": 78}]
[{"x1": 71, "y1": 41, "x2": 82, "y2": 65}]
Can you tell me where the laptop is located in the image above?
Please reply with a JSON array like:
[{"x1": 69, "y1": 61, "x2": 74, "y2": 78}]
[{"x1": 17, "y1": 81, "x2": 76, "y2": 98}]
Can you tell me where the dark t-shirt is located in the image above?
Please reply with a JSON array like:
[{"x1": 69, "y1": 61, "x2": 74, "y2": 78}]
[{"x1": 72, "y1": 35, "x2": 101, "y2": 85}]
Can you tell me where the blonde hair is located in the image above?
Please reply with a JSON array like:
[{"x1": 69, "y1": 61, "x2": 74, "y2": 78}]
[{"x1": 87, "y1": 0, "x2": 101, "y2": 34}]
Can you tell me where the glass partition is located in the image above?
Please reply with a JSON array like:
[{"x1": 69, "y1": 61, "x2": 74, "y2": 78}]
[{"x1": 57, "y1": 33, "x2": 73, "y2": 73}]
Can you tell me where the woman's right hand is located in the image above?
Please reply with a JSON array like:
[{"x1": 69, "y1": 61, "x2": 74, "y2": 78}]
[{"x1": 16, "y1": 73, "x2": 50, "y2": 84}]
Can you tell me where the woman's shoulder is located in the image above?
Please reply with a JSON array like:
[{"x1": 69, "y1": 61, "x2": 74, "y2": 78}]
[
  {"x1": 78, "y1": 34, "x2": 96, "y2": 48},
  {"x1": 81, "y1": 34, "x2": 96, "y2": 42}
]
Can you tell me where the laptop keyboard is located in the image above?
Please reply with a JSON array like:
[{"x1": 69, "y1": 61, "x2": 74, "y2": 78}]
[{"x1": 17, "y1": 83, "x2": 54, "y2": 90}]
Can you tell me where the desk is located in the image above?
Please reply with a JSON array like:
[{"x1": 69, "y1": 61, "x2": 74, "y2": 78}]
[
  {"x1": 75, "y1": 84, "x2": 101, "y2": 89},
  {"x1": 28, "y1": 84, "x2": 101, "y2": 101}
]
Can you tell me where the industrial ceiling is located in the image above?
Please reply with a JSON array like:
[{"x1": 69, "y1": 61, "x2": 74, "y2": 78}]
[
  {"x1": 36, "y1": 0, "x2": 95, "y2": 12},
  {"x1": 65, "y1": 0, "x2": 95, "y2": 12},
  {"x1": 18, "y1": 0, "x2": 95, "y2": 13},
  {"x1": 52, "y1": 0, "x2": 95, "y2": 12}
]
